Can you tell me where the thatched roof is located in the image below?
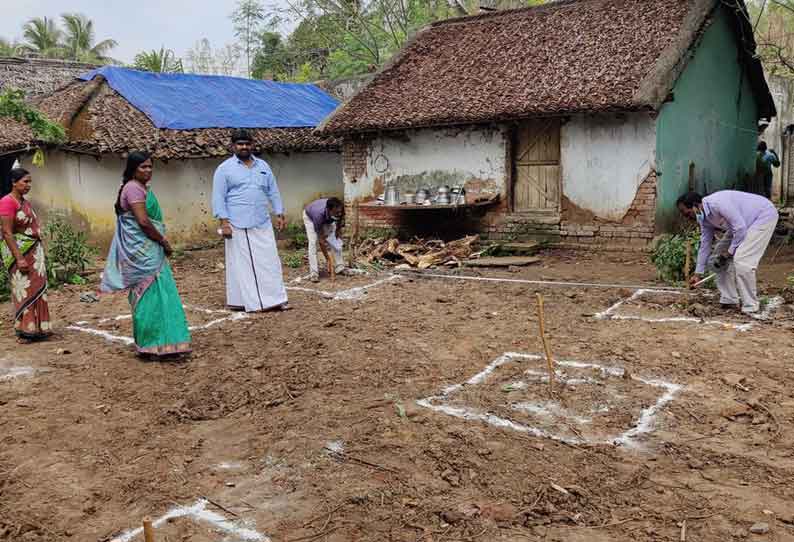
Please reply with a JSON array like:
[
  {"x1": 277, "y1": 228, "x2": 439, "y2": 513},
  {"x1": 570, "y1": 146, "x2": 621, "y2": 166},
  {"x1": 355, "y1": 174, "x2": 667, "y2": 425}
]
[
  {"x1": 0, "y1": 57, "x2": 96, "y2": 97},
  {"x1": 321, "y1": 0, "x2": 775, "y2": 134}
]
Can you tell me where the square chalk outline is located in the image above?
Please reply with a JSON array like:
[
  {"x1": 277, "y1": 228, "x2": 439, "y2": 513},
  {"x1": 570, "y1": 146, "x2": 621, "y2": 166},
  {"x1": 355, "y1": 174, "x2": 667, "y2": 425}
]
[
  {"x1": 417, "y1": 352, "x2": 682, "y2": 447},
  {"x1": 595, "y1": 288, "x2": 784, "y2": 331},
  {"x1": 67, "y1": 304, "x2": 249, "y2": 345}
]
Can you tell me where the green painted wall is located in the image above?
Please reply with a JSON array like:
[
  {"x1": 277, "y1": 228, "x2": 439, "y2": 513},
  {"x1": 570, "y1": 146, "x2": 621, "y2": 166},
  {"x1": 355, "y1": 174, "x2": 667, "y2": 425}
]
[{"x1": 656, "y1": 5, "x2": 760, "y2": 231}]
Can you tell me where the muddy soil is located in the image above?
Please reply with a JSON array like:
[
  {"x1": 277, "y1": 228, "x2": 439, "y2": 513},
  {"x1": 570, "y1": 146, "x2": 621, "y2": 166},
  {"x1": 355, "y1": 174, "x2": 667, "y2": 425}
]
[{"x1": 1, "y1": 246, "x2": 794, "y2": 542}]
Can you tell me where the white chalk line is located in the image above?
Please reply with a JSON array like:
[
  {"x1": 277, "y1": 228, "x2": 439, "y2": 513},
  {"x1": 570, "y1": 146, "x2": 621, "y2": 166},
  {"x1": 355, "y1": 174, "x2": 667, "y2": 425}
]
[
  {"x1": 751, "y1": 296, "x2": 785, "y2": 321},
  {"x1": 65, "y1": 325, "x2": 135, "y2": 345},
  {"x1": 110, "y1": 498, "x2": 268, "y2": 542},
  {"x1": 189, "y1": 311, "x2": 248, "y2": 332},
  {"x1": 595, "y1": 289, "x2": 784, "y2": 331},
  {"x1": 417, "y1": 352, "x2": 682, "y2": 448},
  {"x1": 289, "y1": 268, "x2": 367, "y2": 284},
  {"x1": 399, "y1": 271, "x2": 683, "y2": 291},
  {"x1": 68, "y1": 305, "x2": 249, "y2": 345},
  {"x1": 286, "y1": 274, "x2": 402, "y2": 301},
  {"x1": 0, "y1": 366, "x2": 37, "y2": 382}
]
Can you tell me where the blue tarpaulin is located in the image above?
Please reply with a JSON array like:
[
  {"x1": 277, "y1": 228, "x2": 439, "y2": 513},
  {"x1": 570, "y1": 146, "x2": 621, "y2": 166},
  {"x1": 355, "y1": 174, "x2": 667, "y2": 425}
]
[{"x1": 79, "y1": 66, "x2": 339, "y2": 130}]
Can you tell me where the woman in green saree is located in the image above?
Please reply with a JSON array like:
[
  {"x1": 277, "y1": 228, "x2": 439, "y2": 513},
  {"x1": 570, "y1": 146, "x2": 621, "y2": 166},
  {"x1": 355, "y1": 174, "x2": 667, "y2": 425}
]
[{"x1": 101, "y1": 152, "x2": 191, "y2": 358}]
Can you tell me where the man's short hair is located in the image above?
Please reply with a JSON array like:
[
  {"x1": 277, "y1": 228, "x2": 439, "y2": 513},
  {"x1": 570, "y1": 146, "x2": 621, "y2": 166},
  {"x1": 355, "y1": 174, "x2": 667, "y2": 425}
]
[
  {"x1": 231, "y1": 129, "x2": 253, "y2": 143},
  {"x1": 757, "y1": 140, "x2": 768, "y2": 152},
  {"x1": 676, "y1": 191, "x2": 703, "y2": 209},
  {"x1": 326, "y1": 197, "x2": 344, "y2": 210}
]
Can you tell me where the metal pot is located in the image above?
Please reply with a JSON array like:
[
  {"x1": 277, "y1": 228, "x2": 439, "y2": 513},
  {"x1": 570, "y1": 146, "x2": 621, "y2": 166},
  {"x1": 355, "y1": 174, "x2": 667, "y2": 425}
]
[
  {"x1": 385, "y1": 185, "x2": 400, "y2": 206},
  {"x1": 403, "y1": 192, "x2": 416, "y2": 204},
  {"x1": 436, "y1": 185, "x2": 451, "y2": 205},
  {"x1": 451, "y1": 186, "x2": 466, "y2": 205},
  {"x1": 416, "y1": 188, "x2": 430, "y2": 204}
]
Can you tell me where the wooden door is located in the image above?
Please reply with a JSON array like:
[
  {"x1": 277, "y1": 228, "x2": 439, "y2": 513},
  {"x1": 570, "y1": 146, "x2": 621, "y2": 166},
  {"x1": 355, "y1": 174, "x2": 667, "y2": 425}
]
[{"x1": 513, "y1": 119, "x2": 561, "y2": 212}]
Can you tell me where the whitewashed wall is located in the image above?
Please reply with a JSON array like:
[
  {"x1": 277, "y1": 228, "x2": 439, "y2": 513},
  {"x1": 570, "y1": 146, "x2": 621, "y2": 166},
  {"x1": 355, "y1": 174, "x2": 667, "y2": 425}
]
[
  {"x1": 561, "y1": 113, "x2": 657, "y2": 220},
  {"x1": 23, "y1": 150, "x2": 342, "y2": 246},
  {"x1": 346, "y1": 126, "x2": 507, "y2": 202}
]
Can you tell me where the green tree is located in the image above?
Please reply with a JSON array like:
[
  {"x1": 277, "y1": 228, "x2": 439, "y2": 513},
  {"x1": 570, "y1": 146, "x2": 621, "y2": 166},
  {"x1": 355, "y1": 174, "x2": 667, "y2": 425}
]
[
  {"x1": 231, "y1": 0, "x2": 268, "y2": 77},
  {"x1": 21, "y1": 17, "x2": 63, "y2": 58},
  {"x1": 60, "y1": 13, "x2": 117, "y2": 62},
  {"x1": 750, "y1": 0, "x2": 794, "y2": 78},
  {"x1": 251, "y1": 31, "x2": 291, "y2": 80},
  {"x1": 134, "y1": 47, "x2": 184, "y2": 73},
  {"x1": 0, "y1": 38, "x2": 22, "y2": 57},
  {"x1": 279, "y1": 0, "x2": 549, "y2": 80}
]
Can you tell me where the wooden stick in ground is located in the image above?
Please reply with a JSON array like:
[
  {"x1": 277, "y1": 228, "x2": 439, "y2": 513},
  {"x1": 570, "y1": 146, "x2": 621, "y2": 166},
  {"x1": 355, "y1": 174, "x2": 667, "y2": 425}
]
[
  {"x1": 350, "y1": 201, "x2": 360, "y2": 267},
  {"x1": 535, "y1": 293, "x2": 555, "y2": 395},
  {"x1": 327, "y1": 250, "x2": 336, "y2": 281},
  {"x1": 143, "y1": 518, "x2": 155, "y2": 542},
  {"x1": 685, "y1": 239, "x2": 692, "y2": 288}
]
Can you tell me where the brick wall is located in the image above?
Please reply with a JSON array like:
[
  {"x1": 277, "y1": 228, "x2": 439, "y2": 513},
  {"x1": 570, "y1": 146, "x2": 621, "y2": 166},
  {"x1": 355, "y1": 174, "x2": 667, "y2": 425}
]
[
  {"x1": 483, "y1": 172, "x2": 657, "y2": 250},
  {"x1": 561, "y1": 172, "x2": 656, "y2": 248},
  {"x1": 343, "y1": 138, "x2": 369, "y2": 182}
]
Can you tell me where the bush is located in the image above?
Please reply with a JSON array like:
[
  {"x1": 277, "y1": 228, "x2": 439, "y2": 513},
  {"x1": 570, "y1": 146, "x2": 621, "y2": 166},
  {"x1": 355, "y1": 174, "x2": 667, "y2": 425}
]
[
  {"x1": 43, "y1": 212, "x2": 97, "y2": 286},
  {"x1": 650, "y1": 229, "x2": 701, "y2": 284}
]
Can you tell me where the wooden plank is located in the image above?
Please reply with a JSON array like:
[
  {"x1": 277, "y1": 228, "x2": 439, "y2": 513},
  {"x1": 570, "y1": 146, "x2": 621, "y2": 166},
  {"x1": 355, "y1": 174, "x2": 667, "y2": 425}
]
[{"x1": 465, "y1": 256, "x2": 541, "y2": 267}]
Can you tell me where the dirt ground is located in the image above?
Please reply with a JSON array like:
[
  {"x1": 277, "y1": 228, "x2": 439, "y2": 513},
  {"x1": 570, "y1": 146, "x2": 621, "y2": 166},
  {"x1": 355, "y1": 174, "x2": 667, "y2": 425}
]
[{"x1": 2, "y1": 245, "x2": 794, "y2": 542}]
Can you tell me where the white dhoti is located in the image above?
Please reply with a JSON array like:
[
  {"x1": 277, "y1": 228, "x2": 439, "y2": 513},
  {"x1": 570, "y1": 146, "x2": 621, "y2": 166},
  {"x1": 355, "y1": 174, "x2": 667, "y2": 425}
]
[
  {"x1": 303, "y1": 210, "x2": 344, "y2": 277},
  {"x1": 225, "y1": 224, "x2": 288, "y2": 312},
  {"x1": 710, "y1": 219, "x2": 777, "y2": 313}
]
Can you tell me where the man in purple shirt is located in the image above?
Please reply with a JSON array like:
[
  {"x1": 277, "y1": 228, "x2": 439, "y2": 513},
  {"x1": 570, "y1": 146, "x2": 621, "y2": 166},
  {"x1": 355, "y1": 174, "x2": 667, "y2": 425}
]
[
  {"x1": 677, "y1": 190, "x2": 778, "y2": 313},
  {"x1": 303, "y1": 197, "x2": 345, "y2": 282}
]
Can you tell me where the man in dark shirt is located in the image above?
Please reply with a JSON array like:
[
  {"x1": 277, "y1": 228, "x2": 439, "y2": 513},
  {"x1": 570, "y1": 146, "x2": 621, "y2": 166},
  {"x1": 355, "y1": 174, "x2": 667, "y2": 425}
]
[{"x1": 303, "y1": 197, "x2": 345, "y2": 282}]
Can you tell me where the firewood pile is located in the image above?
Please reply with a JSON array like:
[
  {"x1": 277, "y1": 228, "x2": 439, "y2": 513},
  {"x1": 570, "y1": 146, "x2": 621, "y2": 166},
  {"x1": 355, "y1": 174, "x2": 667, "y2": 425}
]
[{"x1": 355, "y1": 235, "x2": 480, "y2": 269}]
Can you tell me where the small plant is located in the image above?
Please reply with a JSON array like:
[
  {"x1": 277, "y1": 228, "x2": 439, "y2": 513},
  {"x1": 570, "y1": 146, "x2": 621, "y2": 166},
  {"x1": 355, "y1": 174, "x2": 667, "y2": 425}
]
[
  {"x1": 43, "y1": 212, "x2": 97, "y2": 287},
  {"x1": 283, "y1": 251, "x2": 305, "y2": 269},
  {"x1": 0, "y1": 265, "x2": 9, "y2": 302},
  {"x1": 0, "y1": 88, "x2": 66, "y2": 144},
  {"x1": 283, "y1": 222, "x2": 308, "y2": 249},
  {"x1": 170, "y1": 246, "x2": 186, "y2": 260},
  {"x1": 650, "y1": 229, "x2": 701, "y2": 284}
]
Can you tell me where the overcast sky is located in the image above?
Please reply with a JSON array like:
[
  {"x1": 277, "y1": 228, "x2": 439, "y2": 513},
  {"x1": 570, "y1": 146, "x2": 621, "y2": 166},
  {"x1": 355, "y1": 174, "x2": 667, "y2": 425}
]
[{"x1": 1, "y1": 1, "x2": 292, "y2": 65}]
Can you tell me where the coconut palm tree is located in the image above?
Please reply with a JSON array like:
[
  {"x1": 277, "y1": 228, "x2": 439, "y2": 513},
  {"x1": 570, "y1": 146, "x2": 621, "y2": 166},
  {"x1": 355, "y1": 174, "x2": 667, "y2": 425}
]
[
  {"x1": 61, "y1": 13, "x2": 117, "y2": 62},
  {"x1": 133, "y1": 47, "x2": 184, "y2": 73},
  {"x1": 21, "y1": 17, "x2": 63, "y2": 58},
  {"x1": 0, "y1": 38, "x2": 22, "y2": 57}
]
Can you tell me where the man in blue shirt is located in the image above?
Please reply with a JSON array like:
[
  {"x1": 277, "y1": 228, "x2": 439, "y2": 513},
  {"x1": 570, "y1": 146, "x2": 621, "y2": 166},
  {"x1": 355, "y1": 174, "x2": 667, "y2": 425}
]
[
  {"x1": 756, "y1": 141, "x2": 780, "y2": 199},
  {"x1": 212, "y1": 129, "x2": 288, "y2": 312}
]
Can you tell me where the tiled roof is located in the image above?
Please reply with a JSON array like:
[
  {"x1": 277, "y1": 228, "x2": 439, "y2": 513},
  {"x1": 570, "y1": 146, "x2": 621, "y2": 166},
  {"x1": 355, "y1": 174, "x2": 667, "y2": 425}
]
[
  {"x1": 0, "y1": 77, "x2": 340, "y2": 158},
  {"x1": 321, "y1": 0, "x2": 774, "y2": 134}
]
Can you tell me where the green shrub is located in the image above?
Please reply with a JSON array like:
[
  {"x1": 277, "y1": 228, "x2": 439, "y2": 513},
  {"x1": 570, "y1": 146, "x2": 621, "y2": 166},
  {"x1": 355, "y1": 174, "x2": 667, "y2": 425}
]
[
  {"x1": 283, "y1": 250, "x2": 305, "y2": 269},
  {"x1": 0, "y1": 264, "x2": 8, "y2": 302},
  {"x1": 650, "y1": 229, "x2": 701, "y2": 284},
  {"x1": 43, "y1": 212, "x2": 97, "y2": 287},
  {"x1": 283, "y1": 222, "x2": 308, "y2": 249}
]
